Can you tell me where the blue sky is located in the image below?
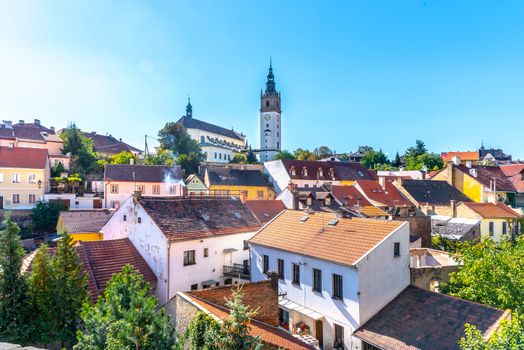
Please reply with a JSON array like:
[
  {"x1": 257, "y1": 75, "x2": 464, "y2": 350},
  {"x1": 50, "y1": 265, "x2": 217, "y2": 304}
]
[{"x1": 1, "y1": 1, "x2": 523, "y2": 159}]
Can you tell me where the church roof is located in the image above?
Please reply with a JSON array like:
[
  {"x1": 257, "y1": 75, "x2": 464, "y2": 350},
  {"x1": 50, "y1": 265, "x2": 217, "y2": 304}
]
[{"x1": 177, "y1": 116, "x2": 244, "y2": 141}]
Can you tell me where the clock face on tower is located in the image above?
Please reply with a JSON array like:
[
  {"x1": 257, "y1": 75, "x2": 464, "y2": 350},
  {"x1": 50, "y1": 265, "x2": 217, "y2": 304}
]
[{"x1": 264, "y1": 114, "x2": 271, "y2": 121}]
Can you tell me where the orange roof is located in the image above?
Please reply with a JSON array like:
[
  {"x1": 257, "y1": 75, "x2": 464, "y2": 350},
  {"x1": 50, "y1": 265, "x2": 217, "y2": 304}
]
[
  {"x1": 246, "y1": 200, "x2": 286, "y2": 224},
  {"x1": 359, "y1": 206, "x2": 390, "y2": 217},
  {"x1": 355, "y1": 180, "x2": 413, "y2": 207},
  {"x1": 441, "y1": 151, "x2": 479, "y2": 162},
  {"x1": 0, "y1": 146, "x2": 48, "y2": 169},
  {"x1": 184, "y1": 293, "x2": 314, "y2": 350},
  {"x1": 462, "y1": 202, "x2": 522, "y2": 219},
  {"x1": 249, "y1": 210, "x2": 405, "y2": 266},
  {"x1": 331, "y1": 185, "x2": 372, "y2": 207}
]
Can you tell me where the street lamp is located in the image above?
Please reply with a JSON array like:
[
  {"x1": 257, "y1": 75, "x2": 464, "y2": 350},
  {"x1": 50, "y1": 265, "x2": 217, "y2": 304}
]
[{"x1": 38, "y1": 179, "x2": 42, "y2": 189}]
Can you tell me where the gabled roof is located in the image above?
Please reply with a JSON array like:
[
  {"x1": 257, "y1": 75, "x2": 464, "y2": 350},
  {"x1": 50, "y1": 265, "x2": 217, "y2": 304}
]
[
  {"x1": 180, "y1": 293, "x2": 314, "y2": 350},
  {"x1": 279, "y1": 159, "x2": 376, "y2": 181},
  {"x1": 431, "y1": 216, "x2": 480, "y2": 241},
  {"x1": 401, "y1": 180, "x2": 473, "y2": 205},
  {"x1": 104, "y1": 164, "x2": 185, "y2": 183},
  {"x1": 177, "y1": 116, "x2": 244, "y2": 141},
  {"x1": 441, "y1": 151, "x2": 479, "y2": 162},
  {"x1": 355, "y1": 180, "x2": 413, "y2": 207},
  {"x1": 3, "y1": 121, "x2": 61, "y2": 143},
  {"x1": 58, "y1": 209, "x2": 114, "y2": 233},
  {"x1": 138, "y1": 197, "x2": 261, "y2": 242},
  {"x1": 500, "y1": 164, "x2": 524, "y2": 193},
  {"x1": 246, "y1": 200, "x2": 286, "y2": 224},
  {"x1": 455, "y1": 164, "x2": 516, "y2": 192},
  {"x1": 354, "y1": 286, "x2": 508, "y2": 350},
  {"x1": 249, "y1": 210, "x2": 405, "y2": 266},
  {"x1": 206, "y1": 167, "x2": 271, "y2": 187},
  {"x1": 0, "y1": 147, "x2": 49, "y2": 169},
  {"x1": 461, "y1": 202, "x2": 522, "y2": 219},
  {"x1": 331, "y1": 185, "x2": 372, "y2": 207},
  {"x1": 83, "y1": 132, "x2": 142, "y2": 155}
]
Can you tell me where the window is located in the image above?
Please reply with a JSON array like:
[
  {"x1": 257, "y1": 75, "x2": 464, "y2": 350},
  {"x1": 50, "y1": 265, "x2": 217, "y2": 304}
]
[
  {"x1": 12, "y1": 194, "x2": 20, "y2": 204},
  {"x1": 190, "y1": 284, "x2": 198, "y2": 291},
  {"x1": 0, "y1": 173, "x2": 3, "y2": 183},
  {"x1": 266, "y1": 100, "x2": 269, "y2": 107},
  {"x1": 257, "y1": 191, "x2": 264, "y2": 200},
  {"x1": 204, "y1": 248, "x2": 209, "y2": 257},
  {"x1": 243, "y1": 240, "x2": 249, "y2": 250},
  {"x1": 332, "y1": 274, "x2": 343, "y2": 299},
  {"x1": 12, "y1": 173, "x2": 20, "y2": 183},
  {"x1": 169, "y1": 185, "x2": 175, "y2": 194},
  {"x1": 200, "y1": 135, "x2": 205, "y2": 143},
  {"x1": 263, "y1": 255, "x2": 269, "y2": 273},
  {"x1": 325, "y1": 197, "x2": 331, "y2": 205},
  {"x1": 219, "y1": 153, "x2": 222, "y2": 160},
  {"x1": 302, "y1": 168, "x2": 308, "y2": 176},
  {"x1": 228, "y1": 154, "x2": 231, "y2": 161},
  {"x1": 110, "y1": 184, "x2": 119, "y2": 194},
  {"x1": 29, "y1": 194, "x2": 36, "y2": 203},
  {"x1": 184, "y1": 250, "x2": 196, "y2": 266},
  {"x1": 266, "y1": 123, "x2": 269, "y2": 128},
  {"x1": 214, "y1": 152, "x2": 217, "y2": 159},
  {"x1": 123, "y1": 215, "x2": 127, "y2": 222},
  {"x1": 277, "y1": 259, "x2": 284, "y2": 280},
  {"x1": 489, "y1": 222, "x2": 494, "y2": 236},
  {"x1": 28, "y1": 174, "x2": 36, "y2": 183},
  {"x1": 277, "y1": 141, "x2": 279, "y2": 148},
  {"x1": 313, "y1": 269, "x2": 322, "y2": 292},
  {"x1": 110, "y1": 201, "x2": 120, "y2": 209},
  {"x1": 394, "y1": 242, "x2": 400, "y2": 257},
  {"x1": 318, "y1": 169, "x2": 324, "y2": 177},
  {"x1": 136, "y1": 184, "x2": 145, "y2": 193},
  {"x1": 290, "y1": 168, "x2": 296, "y2": 176},
  {"x1": 152, "y1": 185, "x2": 160, "y2": 195},
  {"x1": 137, "y1": 217, "x2": 142, "y2": 224},
  {"x1": 334, "y1": 324, "x2": 344, "y2": 348},
  {"x1": 292, "y1": 263, "x2": 300, "y2": 285},
  {"x1": 224, "y1": 278, "x2": 232, "y2": 285},
  {"x1": 306, "y1": 197, "x2": 312, "y2": 206},
  {"x1": 502, "y1": 222, "x2": 507, "y2": 235},
  {"x1": 279, "y1": 308, "x2": 290, "y2": 328}
]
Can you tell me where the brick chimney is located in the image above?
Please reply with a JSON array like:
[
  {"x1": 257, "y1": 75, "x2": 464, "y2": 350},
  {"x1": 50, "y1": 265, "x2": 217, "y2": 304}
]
[
  {"x1": 379, "y1": 176, "x2": 386, "y2": 189},
  {"x1": 133, "y1": 190, "x2": 142, "y2": 200},
  {"x1": 50, "y1": 126, "x2": 55, "y2": 132},
  {"x1": 18, "y1": 120, "x2": 24, "y2": 125},
  {"x1": 446, "y1": 162, "x2": 454, "y2": 186},
  {"x1": 267, "y1": 271, "x2": 279, "y2": 291},
  {"x1": 34, "y1": 118, "x2": 40, "y2": 125},
  {"x1": 450, "y1": 200, "x2": 456, "y2": 218}
]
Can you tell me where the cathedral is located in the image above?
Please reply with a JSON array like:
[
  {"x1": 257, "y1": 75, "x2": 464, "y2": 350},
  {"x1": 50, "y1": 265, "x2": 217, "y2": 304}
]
[{"x1": 259, "y1": 60, "x2": 282, "y2": 162}]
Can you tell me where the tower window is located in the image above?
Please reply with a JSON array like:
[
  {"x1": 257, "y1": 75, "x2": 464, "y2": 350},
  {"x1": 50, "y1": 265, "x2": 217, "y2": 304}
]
[
  {"x1": 277, "y1": 142, "x2": 279, "y2": 148},
  {"x1": 266, "y1": 124, "x2": 269, "y2": 128},
  {"x1": 200, "y1": 136, "x2": 205, "y2": 143},
  {"x1": 266, "y1": 100, "x2": 269, "y2": 107}
]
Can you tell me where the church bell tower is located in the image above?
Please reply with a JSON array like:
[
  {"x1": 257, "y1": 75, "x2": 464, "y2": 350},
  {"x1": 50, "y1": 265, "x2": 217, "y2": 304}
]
[{"x1": 259, "y1": 59, "x2": 281, "y2": 162}]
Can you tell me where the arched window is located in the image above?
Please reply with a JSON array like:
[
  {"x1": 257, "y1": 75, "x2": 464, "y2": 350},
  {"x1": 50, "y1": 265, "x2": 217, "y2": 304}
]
[
  {"x1": 302, "y1": 167, "x2": 308, "y2": 177},
  {"x1": 266, "y1": 100, "x2": 269, "y2": 107},
  {"x1": 200, "y1": 136, "x2": 205, "y2": 143},
  {"x1": 290, "y1": 167, "x2": 296, "y2": 176},
  {"x1": 318, "y1": 168, "x2": 324, "y2": 177},
  {"x1": 329, "y1": 168, "x2": 335, "y2": 180}
]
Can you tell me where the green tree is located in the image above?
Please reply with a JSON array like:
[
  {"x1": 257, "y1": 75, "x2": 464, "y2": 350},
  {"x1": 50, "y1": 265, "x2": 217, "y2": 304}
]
[
  {"x1": 405, "y1": 139, "x2": 427, "y2": 158},
  {"x1": 403, "y1": 140, "x2": 443, "y2": 170},
  {"x1": 60, "y1": 122, "x2": 99, "y2": 175},
  {"x1": 357, "y1": 145, "x2": 374, "y2": 154},
  {"x1": 158, "y1": 122, "x2": 205, "y2": 174},
  {"x1": 274, "y1": 150, "x2": 295, "y2": 160},
  {"x1": 187, "y1": 313, "x2": 220, "y2": 350},
  {"x1": 313, "y1": 146, "x2": 332, "y2": 159},
  {"x1": 110, "y1": 151, "x2": 137, "y2": 165},
  {"x1": 360, "y1": 149, "x2": 389, "y2": 169},
  {"x1": 144, "y1": 149, "x2": 175, "y2": 166},
  {"x1": 245, "y1": 147, "x2": 258, "y2": 164},
  {"x1": 0, "y1": 213, "x2": 32, "y2": 344},
  {"x1": 459, "y1": 315, "x2": 524, "y2": 350},
  {"x1": 32, "y1": 200, "x2": 67, "y2": 233},
  {"x1": 52, "y1": 161, "x2": 66, "y2": 177},
  {"x1": 393, "y1": 151, "x2": 402, "y2": 167},
  {"x1": 75, "y1": 265, "x2": 177, "y2": 350},
  {"x1": 230, "y1": 153, "x2": 247, "y2": 164},
  {"x1": 29, "y1": 244, "x2": 57, "y2": 345},
  {"x1": 441, "y1": 239, "x2": 524, "y2": 314},
  {"x1": 293, "y1": 148, "x2": 316, "y2": 161},
  {"x1": 54, "y1": 232, "x2": 88, "y2": 346}
]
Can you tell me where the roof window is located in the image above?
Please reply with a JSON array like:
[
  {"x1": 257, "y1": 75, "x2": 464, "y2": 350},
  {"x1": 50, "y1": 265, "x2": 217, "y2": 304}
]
[
  {"x1": 358, "y1": 171, "x2": 364, "y2": 177},
  {"x1": 299, "y1": 215, "x2": 309, "y2": 222},
  {"x1": 328, "y1": 219, "x2": 339, "y2": 226},
  {"x1": 233, "y1": 212, "x2": 242, "y2": 219},
  {"x1": 201, "y1": 214, "x2": 210, "y2": 221}
]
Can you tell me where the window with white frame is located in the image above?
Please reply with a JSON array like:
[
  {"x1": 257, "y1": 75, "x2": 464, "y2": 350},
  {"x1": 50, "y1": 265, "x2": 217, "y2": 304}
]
[
  {"x1": 12, "y1": 173, "x2": 21, "y2": 183},
  {"x1": 110, "y1": 184, "x2": 119, "y2": 194},
  {"x1": 152, "y1": 185, "x2": 160, "y2": 195},
  {"x1": 28, "y1": 174, "x2": 36, "y2": 183},
  {"x1": 29, "y1": 194, "x2": 36, "y2": 203},
  {"x1": 12, "y1": 194, "x2": 20, "y2": 204}
]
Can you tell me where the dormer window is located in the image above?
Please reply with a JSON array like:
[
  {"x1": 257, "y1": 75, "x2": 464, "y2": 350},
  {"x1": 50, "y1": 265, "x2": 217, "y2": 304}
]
[
  {"x1": 318, "y1": 168, "x2": 324, "y2": 177},
  {"x1": 302, "y1": 167, "x2": 308, "y2": 177},
  {"x1": 290, "y1": 167, "x2": 296, "y2": 176},
  {"x1": 306, "y1": 197, "x2": 312, "y2": 206},
  {"x1": 329, "y1": 168, "x2": 335, "y2": 180},
  {"x1": 325, "y1": 197, "x2": 331, "y2": 205}
]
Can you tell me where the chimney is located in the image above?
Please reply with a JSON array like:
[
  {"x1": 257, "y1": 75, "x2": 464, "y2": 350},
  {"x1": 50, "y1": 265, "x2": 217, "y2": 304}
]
[
  {"x1": 267, "y1": 271, "x2": 279, "y2": 290},
  {"x1": 446, "y1": 162, "x2": 454, "y2": 186},
  {"x1": 129, "y1": 158, "x2": 135, "y2": 165},
  {"x1": 379, "y1": 176, "x2": 386, "y2": 189},
  {"x1": 396, "y1": 176, "x2": 404, "y2": 186},
  {"x1": 240, "y1": 191, "x2": 247, "y2": 204},
  {"x1": 182, "y1": 186, "x2": 189, "y2": 198},
  {"x1": 19, "y1": 120, "x2": 24, "y2": 125},
  {"x1": 34, "y1": 118, "x2": 40, "y2": 125},
  {"x1": 450, "y1": 200, "x2": 456, "y2": 218},
  {"x1": 119, "y1": 138, "x2": 122, "y2": 142},
  {"x1": 92, "y1": 131, "x2": 96, "y2": 135},
  {"x1": 133, "y1": 190, "x2": 142, "y2": 200},
  {"x1": 452, "y1": 155, "x2": 461, "y2": 166},
  {"x1": 50, "y1": 126, "x2": 55, "y2": 132}
]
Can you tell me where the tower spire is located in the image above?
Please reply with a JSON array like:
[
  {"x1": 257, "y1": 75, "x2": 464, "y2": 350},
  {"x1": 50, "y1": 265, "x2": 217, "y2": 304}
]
[
  {"x1": 265, "y1": 58, "x2": 276, "y2": 94},
  {"x1": 186, "y1": 96, "x2": 192, "y2": 118}
]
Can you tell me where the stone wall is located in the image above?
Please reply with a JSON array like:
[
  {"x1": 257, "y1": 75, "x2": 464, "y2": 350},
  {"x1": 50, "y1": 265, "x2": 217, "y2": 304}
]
[
  {"x1": 410, "y1": 265, "x2": 460, "y2": 291},
  {"x1": 395, "y1": 215, "x2": 432, "y2": 248}
]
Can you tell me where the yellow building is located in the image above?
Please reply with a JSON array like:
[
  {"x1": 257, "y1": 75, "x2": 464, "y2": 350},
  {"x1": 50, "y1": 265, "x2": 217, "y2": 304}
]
[
  {"x1": 204, "y1": 167, "x2": 275, "y2": 200},
  {"x1": 0, "y1": 146, "x2": 50, "y2": 209},
  {"x1": 56, "y1": 209, "x2": 114, "y2": 242},
  {"x1": 455, "y1": 202, "x2": 522, "y2": 242}
]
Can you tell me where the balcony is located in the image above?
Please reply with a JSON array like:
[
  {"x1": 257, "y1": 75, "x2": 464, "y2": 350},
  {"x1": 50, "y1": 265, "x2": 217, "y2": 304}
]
[{"x1": 223, "y1": 263, "x2": 250, "y2": 280}]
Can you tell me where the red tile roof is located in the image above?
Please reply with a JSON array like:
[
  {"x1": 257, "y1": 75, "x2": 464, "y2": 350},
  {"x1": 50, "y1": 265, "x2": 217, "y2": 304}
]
[
  {"x1": 461, "y1": 202, "x2": 522, "y2": 219},
  {"x1": 138, "y1": 197, "x2": 261, "y2": 242},
  {"x1": 280, "y1": 159, "x2": 376, "y2": 181},
  {"x1": 0, "y1": 146, "x2": 48, "y2": 169},
  {"x1": 331, "y1": 185, "x2": 372, "y2": 207},
  {"x1": 245, "y1": 200, "x2": 286, "y2": 224},
  {"x1": 58, "y1": 209, "x2": 114, "y2": 233},
  {"x1": 355, "y1": 180, "x2": 413, "y2": 207},
  {"x1": 354, "y1": 286, "x2": 508, "y2": 350},
  {"x1": 83, "y1": 131, "x2": 142, "y2": 155},
  {"x1": 500, "y1": 164, "x2": 524, "y2": 193},
  {"x1": 183, "y1": 293, "x2": 315, "y2": 350},
  {"x1": 441, "y1": 151, "x2": 480, "y2": 162},
  {"x1": 249, "y1": 210, "x2": 405, "y2": 266}
]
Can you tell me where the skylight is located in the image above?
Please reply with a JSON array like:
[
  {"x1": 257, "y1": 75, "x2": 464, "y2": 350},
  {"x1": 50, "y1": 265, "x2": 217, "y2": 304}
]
[
  {"x1": 233, "y1": 212, "x2": 242, "y2": 219},
  {"x1": 201, "y1": 214, "x2": 210, "y2": 221},
  {"x1": 299, "y1": 215, "x2": 309, "y2": 222},
  {"x1": 328, "y1": 219, "x2": 339, "y2": 226}
]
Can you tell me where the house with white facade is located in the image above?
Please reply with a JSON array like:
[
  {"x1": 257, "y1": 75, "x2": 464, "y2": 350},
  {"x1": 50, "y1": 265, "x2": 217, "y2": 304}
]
[
  {"x1": 101, "y1": 195, "x2": 261, "y2": 304},
  {"x1": 177, "y1": 99, "x2": 246, "y2": 163},
  {"x1": 264, "y1": 159, "x2": 377, "y2": 195},
  {"x1": 249, "y1": 210, "x2": 507, "y2": 350},
  {"x1": 103, "y1": 164, "x2": 185, "y2": 208}
]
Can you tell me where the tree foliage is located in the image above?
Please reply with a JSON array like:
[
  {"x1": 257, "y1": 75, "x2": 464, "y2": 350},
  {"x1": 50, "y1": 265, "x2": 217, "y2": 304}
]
[
  {"x1": 75, "y1": 265, "x2": 178, "y2": 350},
  {"x1": 459, "y1": 314, "x2": 524, "y2": 350},
  {"x1": 60, "y1": 122, "x2": 99, "y2": 175},
  {"x1": 32, "y1": 200, "x2": 67, "y2": 233},
  {"x1": 403, "y1": 140, "x2": 443, "y2": 170},
  {"x1": 245, "y1": 147, "x2": 258, "y2": 164},
  {"x1": 313, "y1": 146, "x2": 332, "y2": 159},
  {"x1": 441, "y1": 238, "x2": 524, "y2": 314},
  {"x1": 144, "y1": 149, "x2": 175, "y2": 166},
  {"x1": 393, "y1": 151, "x2": 402, "y2": 167},
  {"x1": 0, "y1": 213, "x2": 32, "y2": 344},
  {"x1": 109, "y1": 151, "x2": 137, "y2": 165},
  {"x1": 158, "y1": 122, "x2": 205, "y2": 174},
  {"x1": 274, "y1": 150, "x2": 295, "y2": 160},
  {"x1": 360, "y1": 149, "x2": 390, "y2": 169},
  {"x1": 52, "y1": 161, "x2": 66, "y2": 177},
  {"x1": 293, "y1": 148, "x2": 317, "y2": 161}
]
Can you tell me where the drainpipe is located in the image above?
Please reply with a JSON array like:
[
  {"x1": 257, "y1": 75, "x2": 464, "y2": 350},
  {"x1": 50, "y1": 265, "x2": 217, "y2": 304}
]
[
  {"x1": 104, "y1": 180, "x2": 109, "y2": 208},
  {"x1": 167, "y1": 241, "x2": 171, "y2": 301}
]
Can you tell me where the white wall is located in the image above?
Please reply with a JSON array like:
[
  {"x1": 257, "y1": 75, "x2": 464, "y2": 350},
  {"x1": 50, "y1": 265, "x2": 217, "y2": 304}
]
[
  {"x1": 259, "y1": 111, "x2": 281, "y2": 162},
  {"x1": 104, "y1": 180, "x2": 185, "y2": 208}
]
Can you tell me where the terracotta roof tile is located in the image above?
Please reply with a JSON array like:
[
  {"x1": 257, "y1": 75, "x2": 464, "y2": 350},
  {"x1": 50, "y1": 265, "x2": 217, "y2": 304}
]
[
  {"x1": 441, "y1": 151, "x2": 480, "y2": 162},
  {"x1": 462, "y1": 202, "x2": 522, "y2": 219},
  {"x1": 246, "y1": 200, "x2": 286, "y2": 224},
  {"x1": 184, "y1": 294, "x2": 315, "y2": 350},
  {"x1": 138, "y1": 197, "x2": 261, "y2": 241},
  {"x1": 500, "y1": 164, "x2": 524, "y2": 193},
  {"x1": 0, "y1": 147, "x2": 48, "y2": 169},
  {"x1": 354, "y1": 286, "x2": 507, "y2": 350},
  {"x1": 249, "y1": 210, "x2": 405, "y2": 266},
  {"x1": 331, "y1": 185, "x2": 372, "y2": 207},
  {"x1": 355, "y1": 180, "x2": 413, "y2": 207},
  {"x1": 58, "y1": 209, "x2": 114, "y2": 233}
]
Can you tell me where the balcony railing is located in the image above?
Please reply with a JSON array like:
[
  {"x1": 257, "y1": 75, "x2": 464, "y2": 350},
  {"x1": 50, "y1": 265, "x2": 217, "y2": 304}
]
[{"x1": 223, "y1": 263, "x2": 250, "y2": 280}]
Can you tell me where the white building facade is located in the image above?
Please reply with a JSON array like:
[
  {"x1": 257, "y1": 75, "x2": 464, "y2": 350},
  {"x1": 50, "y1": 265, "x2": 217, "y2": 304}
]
[{"x1": 259, "y1": 60, "x2": 282, "y2": 163}]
